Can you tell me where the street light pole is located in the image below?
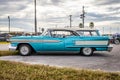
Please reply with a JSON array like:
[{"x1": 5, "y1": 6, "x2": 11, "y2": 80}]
[
  {"x1": 80, "y1": 6, "x2": 85, "y2": 28},
  {"x1": 34, "y1": 0, "x2": 37, "y2": 35},
  {"x1": 8, "y1": 16, "x2": 10, "y2": 33},
  {"x1": 82, "y1": 6, "x2": 85, "y2": 28},
  {"x1": 69, "y1": 15, "x2": 72, "y2": 27}
]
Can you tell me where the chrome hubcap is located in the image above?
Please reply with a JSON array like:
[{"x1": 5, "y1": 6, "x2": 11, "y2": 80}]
[
  {"x1": 83, "y1": 48, "x2": 92, "y2": 55},
  {"x1": 20, "y1": 46, "x2": 29, "y2": 55}
]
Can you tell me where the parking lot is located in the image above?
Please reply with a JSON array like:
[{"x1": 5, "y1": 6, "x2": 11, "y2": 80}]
[
  {"x1": 0, "y1": 44, "x2": 120, "y2": 72},
  {"x1": 0, "y1": 44, "x2": 9, "y2": 51}
]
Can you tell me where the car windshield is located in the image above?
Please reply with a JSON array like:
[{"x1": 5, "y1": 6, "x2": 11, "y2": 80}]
[{"x1": 76, "y1": 30, "x2": 99, "y2": 36}]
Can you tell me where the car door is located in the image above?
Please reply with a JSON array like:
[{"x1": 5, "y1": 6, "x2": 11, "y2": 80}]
[
  {"x1": 42, "y1": 35, "x2": 65, "y2": 51},
  {"x1": 64, "y1": 36, "x2": 80, "y2": 51}
]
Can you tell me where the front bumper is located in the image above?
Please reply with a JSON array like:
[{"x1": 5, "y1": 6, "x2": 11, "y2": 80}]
[
  {"x1": 9, "y1": 44, "x2": 17, "y2": 51},
  {"x1": 108, "y1": 45, "x2": 113, "y2": 52}
]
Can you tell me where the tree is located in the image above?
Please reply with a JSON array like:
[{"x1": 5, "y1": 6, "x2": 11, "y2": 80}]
[
  {"x1": 89, "y1": 22, "x2": 94, "y2": 29},
  {"x1": 79, "y1": 23, "x2": 83, "y2": 28}
]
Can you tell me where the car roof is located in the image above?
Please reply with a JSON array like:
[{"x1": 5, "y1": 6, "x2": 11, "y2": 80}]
[{"x1": 47, "y1": 27, "x2": 98, "y2": 31}]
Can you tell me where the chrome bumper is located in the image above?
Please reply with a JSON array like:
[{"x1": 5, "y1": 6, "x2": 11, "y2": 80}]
[
  {"x1": 108, "y1": 45, "x2": 113, "y2": 52},
  {"x1": 9, "y1": 44, "x2": 17, "y2": 51}
]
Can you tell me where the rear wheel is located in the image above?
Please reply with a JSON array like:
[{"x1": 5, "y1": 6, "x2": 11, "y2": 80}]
[
  {"x1": 81, "y1": 47, "x2": 93, "y2": 56},
  {"x1": 19, "y1": 44, "x2": 31, "y2": 56},
  {"x1": 114, "y1": 39, "x2": 120, "y2": 44}
]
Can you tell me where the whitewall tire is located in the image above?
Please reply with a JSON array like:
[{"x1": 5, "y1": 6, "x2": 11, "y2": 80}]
[
  {"x1": 19, "y1": 44, "x2": 31, "y2": 56},
  {"x1": 81, "y1": 47, "x2": 93, "y2": 56}
]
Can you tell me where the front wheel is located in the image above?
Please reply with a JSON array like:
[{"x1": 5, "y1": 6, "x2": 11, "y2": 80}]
[
  {"x1": 19, "y1": 44, "x2": 31, "y2": 56},
  {"x1": 81, "y1": 47, "x2": 93, "y2": 56}
]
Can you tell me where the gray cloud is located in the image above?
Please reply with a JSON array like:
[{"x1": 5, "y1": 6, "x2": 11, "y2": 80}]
[
  {"x1": 86, "y1": 12, "x2": 120, "y2": 22},
  {"x1": 0, "y1": 0, "x2": 28, "y2": 4},
  {"x1": 38, "y1": 0, "x2": 63, "y2": 6},
  {"x1": 51, "y1": 0, "x2": 63, "y2": 5},
  {"x1": 0, "y1": 0, "x2": 120, "y2": 33},
  {"x1": 94, "y1": 0, "x2": 120, "y2": 5},
  {"x1": 0, "y1": 0, "x2": 30, "y2": 14}
]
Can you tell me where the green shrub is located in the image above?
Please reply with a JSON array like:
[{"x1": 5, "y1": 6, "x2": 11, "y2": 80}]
[{"x1": 0, "y1": 60, "x2": 120, "y2": 80}]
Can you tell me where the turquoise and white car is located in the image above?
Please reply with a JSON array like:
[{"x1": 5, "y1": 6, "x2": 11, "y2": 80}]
[{"x1": 9, "y1": 28, "x2": 113, "y2": 56}]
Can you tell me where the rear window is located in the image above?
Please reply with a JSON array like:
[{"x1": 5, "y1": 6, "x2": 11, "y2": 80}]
[{"x1": 76, "y1": 30, "x2": 99, "y2": 36}]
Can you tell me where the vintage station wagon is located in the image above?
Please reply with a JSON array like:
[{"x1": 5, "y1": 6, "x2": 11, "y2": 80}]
[{"x1": 9, "y1": 28, "x2": 113, "y2": 56}]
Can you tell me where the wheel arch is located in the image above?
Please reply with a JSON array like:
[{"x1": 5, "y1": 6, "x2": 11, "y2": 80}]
[
  {"x1": 17, "y1": 43, "x2": 36, "y2": 53},
  {"x1": 80, "y1": 47, "x2": 96, "y2": 53}
]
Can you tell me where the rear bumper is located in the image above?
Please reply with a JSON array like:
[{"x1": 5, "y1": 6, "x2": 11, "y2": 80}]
[
  {"x1": 107, "y1": 45, "x2": 113, "y2": 52},
  {"x1": 9, "y1": 44, "x2": 17, "y2": 51}
]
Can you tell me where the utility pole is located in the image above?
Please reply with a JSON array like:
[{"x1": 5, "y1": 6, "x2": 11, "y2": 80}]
[
  {"x1": 80, "y1": 6, "x2": 85, "y2": 28},
  {"x1": 34, "y1": 0, "x2": 37, "y2": 35},
  {"x1": 8, "y1": 16, "x2": 10, "y2": 33},
  {"x1": 69, "y1": 15, "x2": 72, "y2": 27}
]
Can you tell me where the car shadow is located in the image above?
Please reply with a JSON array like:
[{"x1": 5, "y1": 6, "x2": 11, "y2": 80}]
[
  {"x1": 92, "y1": 52, "x2": 111, "y2": 57},
  {"x1": 31, "y1": 52, "x2": 111, "y2": 58},
  {"x1": 33, "y1": 53, "x2": 80, "y2": 56}
]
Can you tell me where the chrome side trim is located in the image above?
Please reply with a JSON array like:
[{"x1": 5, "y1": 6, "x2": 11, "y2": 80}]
[
  {"x1": 37, "y1": 51, "x2": 79, "y2": 54},
  {"x1": 75, "y1": 41, "x2": 108, "y2": 45},
  {"x1": 43, "y1": 40, "x2": 61, "y2": 43},
  {"x1": 10, "y1": 39, "x2": 61, "y2": 43}
]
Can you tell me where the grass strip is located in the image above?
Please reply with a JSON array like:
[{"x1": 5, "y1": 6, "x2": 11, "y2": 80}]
[
  {"x1": 0, "y1": 41, "x2": 9, "y2": 44},
  {"x1": 0, "y1": 60, "x2": 120, "y2": 80},
  {"x1": 0, "y1": 51, "x2": 18, "y2": 56}
]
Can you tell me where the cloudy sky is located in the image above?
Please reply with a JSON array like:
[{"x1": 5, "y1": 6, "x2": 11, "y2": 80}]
[{"x1": 0, "y1": 0, "x2": 120, "y2": 34}]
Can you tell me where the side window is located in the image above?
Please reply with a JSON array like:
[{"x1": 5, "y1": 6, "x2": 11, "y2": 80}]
[
  {"x1": 91, "y1": 31, "x2": 98, "y2": 36},
  {"x1": 42, "y1": 30, "x2": 51, "y2": 36},
  {"x1": 77, "y1": 31, "x2": 91, "y2": 36},
  {"x1": 77, "y1": 30, "x2": 99, "y2": 36},
  {"x1": 51, "y1": 30, "x2": 77, "y2": 38}
]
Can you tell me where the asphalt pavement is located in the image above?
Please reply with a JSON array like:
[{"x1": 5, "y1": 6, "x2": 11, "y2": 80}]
[
  {"x1": 0, "y1": 44, "x2": 9, "y2": 51},
  {"x1": 0, "y1": 44, "x2": 120, "y2": 72}
]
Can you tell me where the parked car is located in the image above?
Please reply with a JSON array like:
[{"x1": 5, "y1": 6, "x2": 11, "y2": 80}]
[
  {"x1": 9, "y1": 28, "x2": 113, "y2": 56},
  {"x1": 0, "y1": 33, "x2": 12, "y2": 41},
  {"x1": 111, "y1": 33, "x2": 120, "y2": 44}
]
